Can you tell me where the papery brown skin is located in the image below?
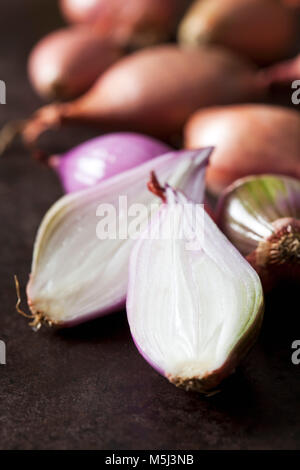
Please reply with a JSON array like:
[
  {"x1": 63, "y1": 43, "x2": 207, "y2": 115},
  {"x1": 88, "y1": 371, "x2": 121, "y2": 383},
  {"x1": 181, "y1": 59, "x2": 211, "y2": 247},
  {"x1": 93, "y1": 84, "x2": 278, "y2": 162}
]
[
  {"x1": 178, "y1": 0, "x2": 297, "y2": 65},
  {"x1": 21, "y1": 45, "x2": 262, "y2": 148},
  {"x1": 185, "y1": 104, "x2": 300, "y2": 195},
  {"x1": 247, "y1": 218, "x2": 300, "y2": 291},
  {"x1": 60, "y1": 0, "x2": 192, "y2": 47},
  {"x1": 28, "y1": 27, "x2": 122, "y2": 101}
]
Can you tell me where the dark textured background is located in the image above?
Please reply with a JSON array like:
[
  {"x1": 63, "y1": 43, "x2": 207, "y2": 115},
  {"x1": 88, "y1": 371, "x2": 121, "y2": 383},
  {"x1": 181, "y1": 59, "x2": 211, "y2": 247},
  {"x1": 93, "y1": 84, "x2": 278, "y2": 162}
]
[{"x1": 0, "y1": 0, "x2": 299, "y2": 450}]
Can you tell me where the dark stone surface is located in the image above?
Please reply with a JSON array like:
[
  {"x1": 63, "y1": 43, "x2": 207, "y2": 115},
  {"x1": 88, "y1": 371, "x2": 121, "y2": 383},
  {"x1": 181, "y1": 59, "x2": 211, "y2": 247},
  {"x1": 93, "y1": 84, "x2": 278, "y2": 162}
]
[{"x1": 0, "y1": 0, "x2": 299, "y2": 450}]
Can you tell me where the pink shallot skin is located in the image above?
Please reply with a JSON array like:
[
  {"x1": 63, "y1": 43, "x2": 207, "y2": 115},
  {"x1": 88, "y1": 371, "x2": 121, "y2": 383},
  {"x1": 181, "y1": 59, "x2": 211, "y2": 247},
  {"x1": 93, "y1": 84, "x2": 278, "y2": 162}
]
[
  {"x1": 185, "y1": 104, "x2": 300, "y2": 195},
  {"x1": 28, "y1": 27, "x2": 122, "y2": 101},
  {"x1": 48, "y1": 132, "x2": 172, "y2": 193},
  {"x1": 21, "y1": 45, "x2": 262, "y2": 150}
]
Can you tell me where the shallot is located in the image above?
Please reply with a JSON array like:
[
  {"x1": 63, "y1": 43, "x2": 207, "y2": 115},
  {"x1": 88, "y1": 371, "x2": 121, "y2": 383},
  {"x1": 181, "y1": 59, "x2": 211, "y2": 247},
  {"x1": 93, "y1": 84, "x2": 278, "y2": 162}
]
[
  {"x1": 49, "y1": 132, "x2": 171, "y2": 193},
  {"x1": 178, "y1": 0, "x2": 297, "y2": 65},
  {"x1": 25, "y1": 147, "x2": 212, "y2": 329},
  {"x1": 184, "y1": 104, "x2": 300, "y2": 195},
  {"x1": 12, "y1": 45, "x2": 261, "y2": 152},
  {"x1": 217, "y1": 174, "x2": 300, "y2": 290},
  {"x1": 127, "y1": 177, "x2": 264, "y2": 393},
  {"x1": 28, "y1": 27, "x2": 122, "y2": 100}
]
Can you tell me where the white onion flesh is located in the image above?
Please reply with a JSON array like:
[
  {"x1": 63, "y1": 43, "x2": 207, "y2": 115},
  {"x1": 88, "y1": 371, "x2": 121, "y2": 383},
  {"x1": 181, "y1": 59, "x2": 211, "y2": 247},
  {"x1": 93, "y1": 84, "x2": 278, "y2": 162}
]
[
  {"x1": 127, "y1": 188, "x2": 263, "y2": 391},
  {"x1": 27, "y1": 148, "x2": 211, "y2": 326}
]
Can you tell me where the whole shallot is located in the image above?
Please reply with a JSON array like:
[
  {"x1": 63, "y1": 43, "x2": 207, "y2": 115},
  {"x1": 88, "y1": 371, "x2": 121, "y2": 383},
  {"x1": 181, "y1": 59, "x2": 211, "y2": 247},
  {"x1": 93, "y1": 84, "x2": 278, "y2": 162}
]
[
  {"x1": 178, "y1": 0, "x2": 297, "y2": 65},
  {"x1": 28, "y1": 26, "x2": 122, "y2": 100},
  {"x1": 185, "y1": 104, "x2": 300, "y2": 195},
  {"x1": 217, "y1": 174, "x2": 300, "y2": 290},
  {"x1": 49, "y1": 132, "x2": 171, "y2": 193},
  {"x1": 0, "y1": 45, "x2": 261, "y2": 155}
]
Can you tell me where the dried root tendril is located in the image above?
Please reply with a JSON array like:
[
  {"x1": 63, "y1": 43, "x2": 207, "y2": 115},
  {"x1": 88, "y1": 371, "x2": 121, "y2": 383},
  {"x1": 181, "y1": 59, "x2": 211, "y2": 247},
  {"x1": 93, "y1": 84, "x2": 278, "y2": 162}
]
[
  {"x1": 0, "y1": 120, "x2": 26, "y2": 156},
  {"x1": 14, "y1": 275, "x2": 45, "y2": 331},
  {"x1": 257, "y1": 223, "x2": 300, "y2": 267}
]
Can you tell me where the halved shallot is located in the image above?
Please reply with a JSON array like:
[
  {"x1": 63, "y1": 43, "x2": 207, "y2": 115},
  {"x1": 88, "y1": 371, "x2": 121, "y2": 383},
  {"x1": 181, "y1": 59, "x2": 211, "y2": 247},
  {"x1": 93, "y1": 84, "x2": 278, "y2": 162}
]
[
  {"x1": 127, "y1": 177, "x2": 264, "y2": 393},
  {"x1": 25, "y1": 148, "x2": 212, "y2": 328}
]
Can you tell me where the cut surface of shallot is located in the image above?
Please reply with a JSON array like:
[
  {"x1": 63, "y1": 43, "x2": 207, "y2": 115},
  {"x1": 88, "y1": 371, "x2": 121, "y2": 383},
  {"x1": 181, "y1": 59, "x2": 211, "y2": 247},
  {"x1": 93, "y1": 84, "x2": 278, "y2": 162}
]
[
  {"x1": 127, "y1": 184, "x2": 263, "y2": 393},
  {"x1": 26, "y1": 148, "x2": 212, "y2": 328}
]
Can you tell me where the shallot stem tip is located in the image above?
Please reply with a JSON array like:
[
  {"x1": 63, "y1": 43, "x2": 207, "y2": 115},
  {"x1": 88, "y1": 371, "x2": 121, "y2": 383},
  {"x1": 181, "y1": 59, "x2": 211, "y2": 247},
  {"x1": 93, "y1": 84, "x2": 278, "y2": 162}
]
[{"x1": 147, "y1": 171, "x2": 166, "y2": 202}]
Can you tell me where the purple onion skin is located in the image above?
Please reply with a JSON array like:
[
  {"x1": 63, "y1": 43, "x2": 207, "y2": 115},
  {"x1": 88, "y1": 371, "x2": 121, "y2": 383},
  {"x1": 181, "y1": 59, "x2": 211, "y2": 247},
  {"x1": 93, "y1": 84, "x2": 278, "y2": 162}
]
[{"x1": 49, "y1": 132, "x2": 172, "y2": 193}]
